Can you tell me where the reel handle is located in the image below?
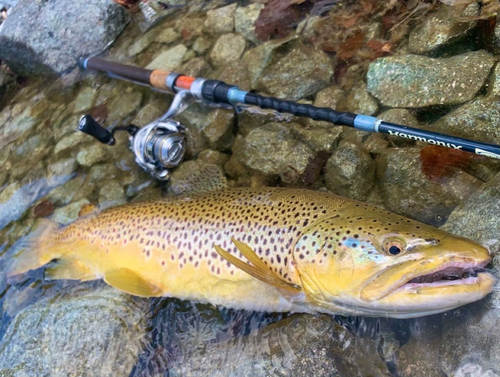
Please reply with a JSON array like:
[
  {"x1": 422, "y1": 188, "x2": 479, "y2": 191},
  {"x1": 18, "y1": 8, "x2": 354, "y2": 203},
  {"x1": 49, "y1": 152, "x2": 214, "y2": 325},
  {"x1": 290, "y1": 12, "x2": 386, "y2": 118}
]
[{"x1": 78, "y1": 115, "x2": 115, "y2": 145}]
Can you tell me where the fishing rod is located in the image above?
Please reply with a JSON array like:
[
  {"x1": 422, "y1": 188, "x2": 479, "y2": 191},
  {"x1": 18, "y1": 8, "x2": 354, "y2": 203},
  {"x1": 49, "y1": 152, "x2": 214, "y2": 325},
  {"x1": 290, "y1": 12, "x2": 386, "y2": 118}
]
[{"x1": 78, "y1": 56, "x2": 500, "y2": 179}]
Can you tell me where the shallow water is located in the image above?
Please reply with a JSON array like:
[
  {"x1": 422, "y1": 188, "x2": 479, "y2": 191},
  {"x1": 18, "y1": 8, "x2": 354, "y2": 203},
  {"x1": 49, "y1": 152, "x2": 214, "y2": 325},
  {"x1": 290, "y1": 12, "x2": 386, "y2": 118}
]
[{"x1": 1, "y1": 1, "x2": 500, "y2": 376}]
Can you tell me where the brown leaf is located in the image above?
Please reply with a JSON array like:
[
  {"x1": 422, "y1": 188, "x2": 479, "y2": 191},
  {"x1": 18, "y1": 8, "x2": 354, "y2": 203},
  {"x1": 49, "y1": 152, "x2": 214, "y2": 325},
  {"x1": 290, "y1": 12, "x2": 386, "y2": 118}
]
[
  {"x1": 420, "y1": 145, "x2": 482, "y2": 182},
  {"x1": 336, "y1": 31, "x2": 366, "y2": 61},
  {"x1": 88, "y1": 102, "x2": 108, "y2": 124},
  {"x1": 34, "y1": 199, "x2": 55, "y2": 218}
]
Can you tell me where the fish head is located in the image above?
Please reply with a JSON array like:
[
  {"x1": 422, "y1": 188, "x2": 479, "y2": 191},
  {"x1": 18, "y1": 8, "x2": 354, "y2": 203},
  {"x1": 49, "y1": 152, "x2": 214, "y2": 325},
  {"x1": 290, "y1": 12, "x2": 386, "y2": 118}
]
[{"x1": 292, "y1": 204, "x2": 496, "y2": 318}]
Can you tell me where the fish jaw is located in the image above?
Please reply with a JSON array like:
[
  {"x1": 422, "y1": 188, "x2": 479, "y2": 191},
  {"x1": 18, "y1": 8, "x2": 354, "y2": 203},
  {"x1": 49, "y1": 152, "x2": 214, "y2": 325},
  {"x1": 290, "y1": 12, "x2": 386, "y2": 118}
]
[{"x1": 355, "y1": 237, "x2": 496, "y2": 318}]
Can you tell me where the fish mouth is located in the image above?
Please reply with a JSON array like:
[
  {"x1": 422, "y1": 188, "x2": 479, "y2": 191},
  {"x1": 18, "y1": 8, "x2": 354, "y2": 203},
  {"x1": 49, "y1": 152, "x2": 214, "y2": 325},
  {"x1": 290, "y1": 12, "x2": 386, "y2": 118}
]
[
  {"x1": 360, "y1": 258, "x2": 494, "y2": 302},
  {"x1": 398, "y1": 261, "x2": 491, "y2": 291}
]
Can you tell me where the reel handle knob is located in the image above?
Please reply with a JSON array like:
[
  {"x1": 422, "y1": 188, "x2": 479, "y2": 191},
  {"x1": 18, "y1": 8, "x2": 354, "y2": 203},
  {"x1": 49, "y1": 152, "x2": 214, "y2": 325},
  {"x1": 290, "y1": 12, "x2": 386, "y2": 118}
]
[{"x1": 78, "y1": 115, "x2": 115, "y2": 145}]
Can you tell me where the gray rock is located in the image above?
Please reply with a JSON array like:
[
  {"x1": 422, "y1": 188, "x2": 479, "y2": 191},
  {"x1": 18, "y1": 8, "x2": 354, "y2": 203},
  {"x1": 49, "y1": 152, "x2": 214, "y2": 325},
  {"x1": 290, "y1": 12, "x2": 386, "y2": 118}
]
[
  {"x1": 324, "y1": 140, "x2": 376, "y2": 201},
  {"x1": 179, "y1": 57, "x2": 211, "y2": 77},
  {"x1": 73, "y1": 86, "x2": 97, "y2": 113},
  {"x1": 488, "y1": 62, "x2": 500, "y2": 97},
  {"x1": 256, "y1": 43, "x2": 334, "y2": 101},
  {"x1": 209, "y1": 33, "x2": 247, "y2": 68},
  {"x1": 156, "y1": 27, "x2": 180, "y2": 44},
  {"x1": 47, "y1": 175, "x2": 92, "y2": 206},
  {"x1": 146, "y1": 44, "x2": 188, "y2": 71},
  {"x1": 54, "y1": 131, "x2": 88, "y2": 155},
  {"x1": 0, "y1": 0, "x2": 129, "y2": 75},
  {"x1": 367, "y1": 51, "x2": 496, "y2": 108},
  {"x1": 106, "y1": 90, "x2": 143, "y2": 124},
  {"x1": 236, "y1": 123, "x2": 315, "y2": 183},
  {"x1": 0, "y1": 0, "x2": 18, "y2": 8},
  {"x1": 98, "y1": 181, "x2": 126, "y2": 209},
  {"x1": 127, "y1": 31, "x2": 157, "y2": 57},
  {"x1": 242, "y1": 35, "x2": 297, "y2": 89},
  {"x1": 47, "y1": 157, "x2": 78, "y2": 178},
  {"x1": 0, "y1": 286, "x2": 147, "y2": 377},
  {"x1": 430, "y1": 97, "x2": 500, "y2": 145},
  {"x1": 89, "y1": 163, "x2": 120, "y2": 182},
  {"x1": 198, "y1": 149, "x2": 229, "y2": 167},
  {"x1": 0, "y1": 106, "x2": 36, "y2": 149},
  {"x1": 343, "y1": 81, "x2": 379, "y2": 116},
  {"x1": 131, "y1": 98, "x2": 171, "y2": 127},
  {"x1": 235, "y1": 3, "x2": 265, "y2": 45},
  {"x1": 408, "y1": 3, "x2": 479, "y2": 54},
  {"x1": 192, "y1": 36, "x2": 213, "y2": 55},
  {"x1": 495, "y1": 15, "x2": 500, "y2": 49},
  {"x1": 441, "y1": 171, "x2": 500, "y2": 252},
  {"x1": 0, "y1": 175, "x2": 71, "y2": 231},
  {"x1": 173, "y1": 14, "x2": 205, "y2": 46},
  {"x1": 289, "y1": 123, "x2": 342, "y2": 153},
  {"x1": 51, "y1": 198, "x2": 90, "y2": 224},
  {"x1": 204, "y1": 3, "x2": 237, "y2": 35},
  {"x1": 76, "y1": 143, "x2": 111, "y2": 167},
  {"x1": 376, "y1": 147, "x2": 482, "y2": 225},
  {"x1": 441, "y1": 305, "x2": 500, "y2": 377},
  {"x1": 176, "y1": 102, "x2": 235, "y2": 152}
]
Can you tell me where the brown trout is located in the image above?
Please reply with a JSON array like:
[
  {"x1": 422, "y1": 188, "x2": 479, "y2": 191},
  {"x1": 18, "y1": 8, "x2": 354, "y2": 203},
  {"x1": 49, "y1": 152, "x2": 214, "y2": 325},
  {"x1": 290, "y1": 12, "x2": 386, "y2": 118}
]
[{"x1": 7, "y1": 187, "x2": 495, "y2": 318}]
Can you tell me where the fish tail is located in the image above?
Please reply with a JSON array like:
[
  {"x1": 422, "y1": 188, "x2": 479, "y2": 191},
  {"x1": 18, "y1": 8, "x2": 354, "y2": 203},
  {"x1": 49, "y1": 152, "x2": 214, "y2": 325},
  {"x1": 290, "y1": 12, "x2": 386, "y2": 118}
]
[{"x1": 6, "y1": 219, "x2": 62, "y2": 277}]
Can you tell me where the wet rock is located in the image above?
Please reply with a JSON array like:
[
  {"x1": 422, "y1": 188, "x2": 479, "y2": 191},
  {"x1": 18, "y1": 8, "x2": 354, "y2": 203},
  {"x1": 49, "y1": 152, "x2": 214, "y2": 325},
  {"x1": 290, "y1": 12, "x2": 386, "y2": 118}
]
[
  {"x1": 0, "y1": 175, "x2": 71, "y2": 231},
  {"x1": 54, "y1": 131, "x2": 88, "y2": 155},
  {"x1": 127, "y1": 31, "x2": 157, "y2": 57},
  {"x1": 179, "y1": 57, "x2": 211, "y2": 77},
  {"x1": 47, "y1": 156, "x2": 78, "y2": 178},
  {"x1": 289, "y1": 123, "x2": 342, "y2": 153},
  {"x1": 47, "y1": 175, "x2": 90, "y2": 206},
  {"x1": 90, "y1": 163, "x2": 119, "y2": 182},
  {"x1": 204, "y1": 3, "x2": 237, "y2": 35},
  {"x1": 131, "y1": 98, "x2": 171, "y2": 127},
  {"x1": 376, "y1": 147, "x2": 482, "y2": 225},
  {"x1": 441, "y1": 305, "x2": 500, "y2": 377},
  {"x1": 156, "y1": 27, "x2": 180, "y2": 44},
  {"x1": 0, "y1": 107, "x2": 36, "y2": 149},
  {"x1": 0, "y1": 0, "x2": 129, "y2": 75},
  {"x1": 51, "y1": 198, "x2": 90, "y2": 224},
  {"x1": 106, "y1": 90, "x2": 143, "y2": 124},
  {"x1": 198, "y1": 149, "x2": 229, "y2": 167},
  {"x1": 363, "y1": 133, "x2": 389, "y2": 155},
  {"x1": 430, "y1": 97, "x2": 500, "y2": 145},
  {"x1": 324, "y1": 140, "x2": 375, "y2": 201},
  {"x1": 236, "y1": 123, "x2": 314, "y2": 183},
  {"x1": 209, "y1": 33, "x2": 247, "y2": 68},
  {"x1": 98, "y1": 181, "x2": 126, "y2": 209},
  {"x1": 235, "y1": 3, "x2": 265, "y2": 45},
  {"x1": 343, "y1": 81, "x2": 379, "y2": 116},
  {"x1": 488, "y1": 62, "x2": 500, "y2": 97},
  {"x1": 174, "y1": 14, "x2": 205, "y2": 45},
  {"x1": 396, "y1": 316, "x2": 444, "y2": 377},
  {"x1": 73, "y1": 86, "x2": 97, "y2": 113},
  {"x1": 177, "y1": 102, "x2": 235, "y2": 152},
  {"x1": 408, "y1": 3, "x2": 479, "y2": 54},
  {"x1": 136, "y1": 1, "x2": 183, "y2": 32},
  {"x1": 0, "y1": 286, "x2": 147, "y2": 377},
  {"x1": 242, "y1": 35, "x2": 297, "y2": 89},
  {"x1": 192, "y1": 36, "x2": 213, "y2": 55},
  {"x1": 441, "y1": 171, "x2": 500, "y2": 252},
  {"x1": 126, "y1": 178, "x2": 160, "y2": 200},
  {"x1": 367, "y1": 51, "x2": 496, "y2": 108},
  {"x1": 146, "y1": 44, "x2": 188, "y2": 71},
  {"x1": 76, "y1": 143, "x2": 110, "y2": 167},
  {"x1": 256, "y1": 43, "x2": 333, "y2": 101}
]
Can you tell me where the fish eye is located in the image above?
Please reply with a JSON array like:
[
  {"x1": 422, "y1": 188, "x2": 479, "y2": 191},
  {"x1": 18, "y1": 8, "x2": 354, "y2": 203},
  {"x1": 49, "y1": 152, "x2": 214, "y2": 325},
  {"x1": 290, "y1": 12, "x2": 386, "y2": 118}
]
[
  {"x1": 382, "y1": 238, "x2": 406, "y2": 256},
  {"x1": 388, "y1": 245, "x2": 403, "y2": 255}
]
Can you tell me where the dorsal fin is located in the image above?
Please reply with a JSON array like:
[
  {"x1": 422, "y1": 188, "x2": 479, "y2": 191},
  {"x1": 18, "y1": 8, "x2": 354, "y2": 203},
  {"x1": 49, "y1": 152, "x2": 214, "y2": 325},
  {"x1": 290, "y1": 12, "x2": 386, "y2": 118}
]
[
  {"x1": 78, "y1": 203, "x2": 99, "y2": 217},
  {"x1": 215, "y1": 238, "x2": 302, "y2": 296},
  {"x1": 168, "y1": 161, "x2": 227, "y2": 196}
]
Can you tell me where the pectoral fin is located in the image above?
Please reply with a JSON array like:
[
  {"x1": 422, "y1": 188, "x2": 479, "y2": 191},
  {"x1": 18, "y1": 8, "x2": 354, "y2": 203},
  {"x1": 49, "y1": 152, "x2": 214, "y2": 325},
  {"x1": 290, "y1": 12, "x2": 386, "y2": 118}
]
[
  {"x1": 214, "y1": 238, "x2": 301, "y2": 295},
  {"x1": 45, "y1": 259, "x2": 98, "y2": 282},
  {"x1": 104, "y1": 268, "x2": 164, "y2": 297}
]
